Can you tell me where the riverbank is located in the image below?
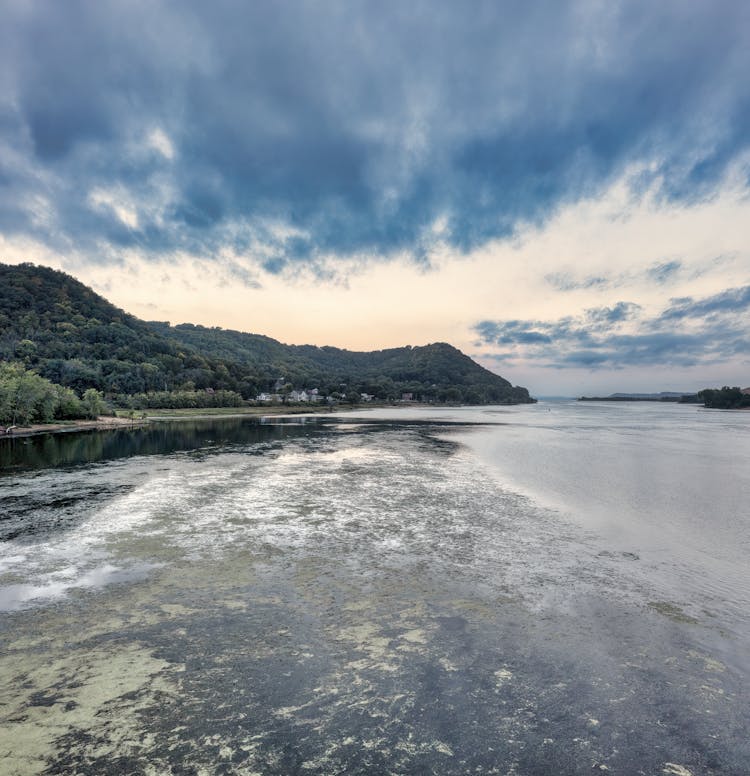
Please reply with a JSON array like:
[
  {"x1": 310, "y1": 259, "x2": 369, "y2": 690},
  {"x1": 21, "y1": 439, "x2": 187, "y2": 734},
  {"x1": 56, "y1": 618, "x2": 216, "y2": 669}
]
[
  {"x1": 0, "y1": 400, "x2": 493, "y2": 439},
  {"x1": 0, "y1": 416, "x2": 149, "y2": 438},
  {"x1": 0, "y1": 403, "x2": 381, "y2": 439}
]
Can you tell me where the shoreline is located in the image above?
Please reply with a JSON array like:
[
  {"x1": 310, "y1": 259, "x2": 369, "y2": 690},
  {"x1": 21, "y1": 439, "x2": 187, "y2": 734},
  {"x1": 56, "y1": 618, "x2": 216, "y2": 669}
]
[
  {"x1": 139, "y1": 404, "x2": 365, "y2": 420},
  {"x1": 0, "y1": 401, "x2": 487, "y2": 440},
  {"x1": 5, "y1": 399, "x2": 747, "y2": 440},
  {"x1": 0, "y1": 399, "x2": 538, "y2": 440},
  {"x1": 0, "y1": 404, "x2": 378, "y2": 439},
  {"x1": 0, "y1": 416, "x2": 149, "y2": 439}
]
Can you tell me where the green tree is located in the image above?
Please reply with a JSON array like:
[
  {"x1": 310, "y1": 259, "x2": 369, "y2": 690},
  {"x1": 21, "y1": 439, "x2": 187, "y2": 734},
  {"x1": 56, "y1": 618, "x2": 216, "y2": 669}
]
[
  {"x1": 81, "y1": 388, "x2": 106, "y2": 419},
  {"x1": 0, "y1": 362, "x2": 60, "y2": 424},
  {"x1": 55, "y1": 386, "x2": 83, "y2": 419}
]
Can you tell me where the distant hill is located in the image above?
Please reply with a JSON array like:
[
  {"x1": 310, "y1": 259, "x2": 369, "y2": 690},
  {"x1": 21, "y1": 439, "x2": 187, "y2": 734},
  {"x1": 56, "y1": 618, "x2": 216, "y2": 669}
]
[{"x1": 0, "y1": 262, "x2": 533, "y2": 404}]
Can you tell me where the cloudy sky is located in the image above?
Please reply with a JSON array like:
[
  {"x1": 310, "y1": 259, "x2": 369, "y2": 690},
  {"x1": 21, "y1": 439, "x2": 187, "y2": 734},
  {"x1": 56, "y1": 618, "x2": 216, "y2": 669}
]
[{"x1": 1, "y1": 0, "x2": 749, "y2": 395}]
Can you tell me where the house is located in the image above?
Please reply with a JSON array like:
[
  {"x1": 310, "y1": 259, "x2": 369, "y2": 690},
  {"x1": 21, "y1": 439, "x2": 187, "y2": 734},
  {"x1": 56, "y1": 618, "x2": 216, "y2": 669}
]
[
  {"x1": 401, "y1": 392, "x2": 414, "y2": 401},
  {"x1": 360, "y1": 393, "x2": 374, "y2": 402}
]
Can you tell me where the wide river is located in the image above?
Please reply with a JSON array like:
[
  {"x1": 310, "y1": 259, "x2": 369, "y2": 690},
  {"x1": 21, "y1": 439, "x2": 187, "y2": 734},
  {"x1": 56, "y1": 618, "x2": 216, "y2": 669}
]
[{"x1": 1, "y1": 401, "x2": 748, "y2": 775}]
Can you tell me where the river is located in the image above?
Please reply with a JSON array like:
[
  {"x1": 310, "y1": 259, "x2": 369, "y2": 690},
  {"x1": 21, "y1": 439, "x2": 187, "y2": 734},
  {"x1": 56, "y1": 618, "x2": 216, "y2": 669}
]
[{"x1": 1, "y1": 402, "x2": 748, "y2": 774}]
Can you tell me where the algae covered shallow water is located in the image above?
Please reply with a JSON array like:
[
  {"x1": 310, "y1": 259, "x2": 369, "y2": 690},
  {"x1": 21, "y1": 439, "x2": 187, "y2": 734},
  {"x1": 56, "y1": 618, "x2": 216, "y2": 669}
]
[{"x1": 1, "y1": 404, "x2": 749, "y2": 775}]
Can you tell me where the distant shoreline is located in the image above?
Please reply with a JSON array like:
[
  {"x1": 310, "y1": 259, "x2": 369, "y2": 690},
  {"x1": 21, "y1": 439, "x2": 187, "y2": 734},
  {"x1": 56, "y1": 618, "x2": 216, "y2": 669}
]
[
  {"x1": 576, "y1": 397, "x2": 750, "y2": 410},
  {"x1": 578, "y1": 396, "x2": 698, "y2": 403}
]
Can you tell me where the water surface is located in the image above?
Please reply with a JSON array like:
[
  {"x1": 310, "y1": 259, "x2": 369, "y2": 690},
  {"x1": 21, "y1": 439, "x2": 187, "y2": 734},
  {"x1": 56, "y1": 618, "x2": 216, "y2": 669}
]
[{"x1": 1, "y1": 405, "x2": 748, "y2": 774}]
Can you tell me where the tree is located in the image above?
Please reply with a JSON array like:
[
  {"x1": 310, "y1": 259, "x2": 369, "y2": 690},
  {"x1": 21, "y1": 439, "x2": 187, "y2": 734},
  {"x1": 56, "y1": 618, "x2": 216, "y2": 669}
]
[
  {"x1": 55, "y1": 386, "x2": 83, "y2": 419},
  {"x1": 0, "y1": 362, "x2": 66, "y2": 424},
  {"x1": 81, "y1": 388, "x2": 106, "y2": 419},
  {"x1": 698, "y1": 386, "x2": 750, "y2": 409}
]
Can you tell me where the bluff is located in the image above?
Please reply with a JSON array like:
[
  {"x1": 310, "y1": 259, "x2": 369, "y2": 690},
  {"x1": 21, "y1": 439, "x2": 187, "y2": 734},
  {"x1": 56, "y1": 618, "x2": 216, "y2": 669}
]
[{"x1": 0, "y1": 262, "x2": 533, "y2": 405}]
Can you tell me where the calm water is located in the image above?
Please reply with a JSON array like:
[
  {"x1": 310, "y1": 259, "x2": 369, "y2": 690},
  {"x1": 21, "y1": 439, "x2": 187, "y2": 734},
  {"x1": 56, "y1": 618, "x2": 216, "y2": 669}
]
[{"x1": 1, "y1": 403, "x2": 748, "y2": 775}]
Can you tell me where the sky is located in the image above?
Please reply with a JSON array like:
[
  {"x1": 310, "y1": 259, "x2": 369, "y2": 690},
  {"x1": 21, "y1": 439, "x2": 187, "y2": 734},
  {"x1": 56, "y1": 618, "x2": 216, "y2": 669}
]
[{"x1": 1, "y1": 0, "x2": 749, "y2": 396}]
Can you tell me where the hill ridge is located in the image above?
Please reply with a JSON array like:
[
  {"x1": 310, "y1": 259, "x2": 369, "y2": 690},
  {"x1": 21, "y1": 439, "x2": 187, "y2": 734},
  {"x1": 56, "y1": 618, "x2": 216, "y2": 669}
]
[{"x1": 0, "y1": 262, "x2": 533, "y2": 405}]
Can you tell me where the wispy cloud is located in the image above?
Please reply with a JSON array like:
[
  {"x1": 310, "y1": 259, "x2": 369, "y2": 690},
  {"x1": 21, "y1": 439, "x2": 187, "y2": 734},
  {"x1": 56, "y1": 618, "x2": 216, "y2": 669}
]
[
  {"x1": 546, "y1": 260, "x2": 686, "y2": 293},
  {"x1": 647, "y1": 260, "x2": 682, "y2": 284},
  {"x1": 586, "y1": 301, "x2": 642, "y2": 326},
  {"x1": 658, "y1": 285, "x2": 750, "y2": 322},
  {"x1": 545, "y1": 273, "x2": 611, "y2": 292}
]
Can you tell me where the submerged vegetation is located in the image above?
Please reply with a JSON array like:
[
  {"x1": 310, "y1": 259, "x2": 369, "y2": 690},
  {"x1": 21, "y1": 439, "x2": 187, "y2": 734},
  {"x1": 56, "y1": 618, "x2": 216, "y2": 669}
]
[{"x1": 0, "y1": 262, "x2": 534, "y2": 409}]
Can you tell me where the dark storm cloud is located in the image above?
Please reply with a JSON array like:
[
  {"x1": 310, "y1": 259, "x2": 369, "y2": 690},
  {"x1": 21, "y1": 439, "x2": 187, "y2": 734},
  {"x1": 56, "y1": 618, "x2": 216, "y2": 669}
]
[
  {"x1": 1, "y1": 0, "x2": 749, "y2": 266},
  {"x1": 474, "y1": 285, "x2": 750, "y2": 369}
]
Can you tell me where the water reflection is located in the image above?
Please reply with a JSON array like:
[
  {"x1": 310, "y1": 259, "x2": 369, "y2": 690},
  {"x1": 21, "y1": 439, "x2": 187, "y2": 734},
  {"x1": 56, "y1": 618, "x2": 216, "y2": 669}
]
[{"x1": 0, "y1": 418, "x2": 321, "y2": 474}]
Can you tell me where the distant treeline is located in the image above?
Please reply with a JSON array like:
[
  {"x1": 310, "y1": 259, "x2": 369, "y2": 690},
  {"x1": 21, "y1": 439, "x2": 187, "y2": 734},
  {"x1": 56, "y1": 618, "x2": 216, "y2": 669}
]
[
  {"x1": 578, "y1": 388, "x2": 750, "y2": 409},
  {"x1": 578, "y1": 395, "x2": 699, "y2": 403},
  {"x1": 698, "y1": 387, "x2": 750, "y2": 410},
  {"x1": 123, "y1": 390, "x2": 245, "y2": 410}
]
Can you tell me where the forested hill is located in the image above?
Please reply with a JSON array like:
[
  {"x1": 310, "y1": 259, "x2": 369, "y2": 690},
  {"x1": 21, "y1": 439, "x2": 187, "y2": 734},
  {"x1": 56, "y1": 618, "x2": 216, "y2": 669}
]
[{"x1": 0, "y1": 262, "x2": 533, "y2": 404}]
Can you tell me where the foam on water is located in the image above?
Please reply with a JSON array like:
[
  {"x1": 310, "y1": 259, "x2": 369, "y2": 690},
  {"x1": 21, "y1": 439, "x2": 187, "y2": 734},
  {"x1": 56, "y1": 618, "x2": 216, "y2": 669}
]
[
  {"x1": 0, "y1": 429, "x2": 568, "y2": 609},
  {"x1": 2, "y1": 410, "x2": 748, "y2": 646},
  {"x1": 0, "y1": 562, "x2": 159, "y2": 611}
]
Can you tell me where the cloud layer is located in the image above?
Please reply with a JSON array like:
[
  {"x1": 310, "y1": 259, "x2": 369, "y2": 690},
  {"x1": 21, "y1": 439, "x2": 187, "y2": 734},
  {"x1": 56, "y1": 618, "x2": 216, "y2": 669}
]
[
  {"x1": 2, "y1": 0, "x2": 750, "y2": 271},
  {"x1": 475, "y1": 286, "x2": 750, "y2": 370}
]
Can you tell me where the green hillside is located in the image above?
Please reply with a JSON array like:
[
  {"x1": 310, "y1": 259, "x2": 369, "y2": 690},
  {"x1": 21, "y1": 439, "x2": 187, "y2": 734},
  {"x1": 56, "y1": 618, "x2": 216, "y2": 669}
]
[{"x1": 0, "y1": 262, "x2": 533, "y2": 405}]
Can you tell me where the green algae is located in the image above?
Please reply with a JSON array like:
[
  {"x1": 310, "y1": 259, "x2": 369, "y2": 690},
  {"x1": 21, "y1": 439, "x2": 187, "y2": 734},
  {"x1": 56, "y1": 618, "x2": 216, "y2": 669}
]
[
  {"x1": 0, "y1": 643, "x2": 175, "y2": 775},
  {"x1": 648, "y1": 601, "x2": 700, "y2": 625}
]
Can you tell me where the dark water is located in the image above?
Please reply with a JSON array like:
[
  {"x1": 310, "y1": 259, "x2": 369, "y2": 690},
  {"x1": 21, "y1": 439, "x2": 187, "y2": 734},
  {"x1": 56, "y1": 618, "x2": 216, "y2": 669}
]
[
  {"x1": 1, "y1": 408, "x2": 748, "y2": 775},
  {"x1": 0, "y1": 417, "x2": 323, "y2": 473}
]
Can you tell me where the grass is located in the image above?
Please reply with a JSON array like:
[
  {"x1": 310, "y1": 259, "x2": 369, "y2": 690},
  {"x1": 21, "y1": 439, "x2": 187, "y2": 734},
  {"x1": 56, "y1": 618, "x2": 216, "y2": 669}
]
[{"x1": 113, "y1": 404, "x2": 383, "y2": 419}]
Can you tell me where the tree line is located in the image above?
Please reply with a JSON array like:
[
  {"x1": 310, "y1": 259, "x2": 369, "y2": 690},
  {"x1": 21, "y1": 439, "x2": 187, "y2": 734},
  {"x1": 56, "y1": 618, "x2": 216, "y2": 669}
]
[
  {"x1": 0, "y1": 363, "x2": 106, "y2": 426},
  {"x1": 698, "y1": 387, "x2": 750, "y2": 409}
]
